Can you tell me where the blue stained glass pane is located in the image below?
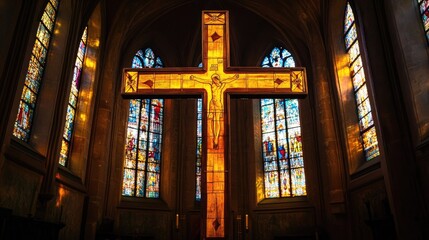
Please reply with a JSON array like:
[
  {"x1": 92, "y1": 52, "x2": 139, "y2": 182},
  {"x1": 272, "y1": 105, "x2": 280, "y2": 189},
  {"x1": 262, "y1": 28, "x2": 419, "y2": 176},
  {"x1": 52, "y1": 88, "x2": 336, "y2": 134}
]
[
  {"x1": 196, "y1": 98, "x2": 203, "y2": 201},
  {"x1": 14, "y1": 0, "x2": 60, "y2": 142},
  {"x1": 344, "y1": 2, "x2": 355, "y2": 32},
  {"x1": 282, "y1": 49, "x2": 291, "y2": 58},
  {"x1": 198, "y1": 62, "x2": 203, "y2": 68},
  {"x1": 345, "y1": 24, "x2": 357, "y2": 49},
  {"x1": 260, "y1": 47, "x2": 306, "y2": 198},
  {"x1": 261, "y1": 98, "x2": 274, "y2": 105},
  {"x1": 423, "y1": 12, "x2": 429, "y2": 31},
  {"x1": 420, "y1": 1, "x2": 428, "y2": 14},
  {"x1": 132, "y1": 56, "x2": 143, "y2": 68},
  {"x1": 63, "y1": 105, "x2": 75, "y2": 141},
  {"x1": 59, "y1": 26, "x2": 87, "y2": 167},
  {"x1": 284, "y1": 57, "x2": 295, "y2": 67},
  {"x1": 262, "y1": 57, "x2": 270, "y2": 67},
  {"x1": 145, "y1": 48, "x2": 155, "y2": 58},
  {"x1": 122, "y1": 48, "x2": 164, "y2": 198},
  {"x1": 156, "y1": 57, "x2": 163, "y2": 67}
]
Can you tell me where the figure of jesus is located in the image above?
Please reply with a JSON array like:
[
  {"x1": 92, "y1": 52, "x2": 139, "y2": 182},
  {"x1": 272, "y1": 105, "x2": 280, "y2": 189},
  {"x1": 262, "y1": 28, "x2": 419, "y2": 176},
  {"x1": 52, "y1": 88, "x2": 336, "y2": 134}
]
[{"x1": 190, "y1": 73, "x2": 239, "y2": 149}]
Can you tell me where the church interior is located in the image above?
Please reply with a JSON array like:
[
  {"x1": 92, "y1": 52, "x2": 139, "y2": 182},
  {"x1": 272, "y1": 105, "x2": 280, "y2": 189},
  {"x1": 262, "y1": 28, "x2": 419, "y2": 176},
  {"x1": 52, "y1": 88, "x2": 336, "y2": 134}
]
[{"x1": 1, "y1": 0, "x2": 429, "y2": 239}]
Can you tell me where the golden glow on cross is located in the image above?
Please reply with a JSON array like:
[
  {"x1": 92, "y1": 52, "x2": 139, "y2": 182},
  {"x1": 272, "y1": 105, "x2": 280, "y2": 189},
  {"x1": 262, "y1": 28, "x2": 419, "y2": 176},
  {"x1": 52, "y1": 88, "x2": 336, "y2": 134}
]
[{"x1": 122, "y1": 11, "x2": 307, "y2": 238}]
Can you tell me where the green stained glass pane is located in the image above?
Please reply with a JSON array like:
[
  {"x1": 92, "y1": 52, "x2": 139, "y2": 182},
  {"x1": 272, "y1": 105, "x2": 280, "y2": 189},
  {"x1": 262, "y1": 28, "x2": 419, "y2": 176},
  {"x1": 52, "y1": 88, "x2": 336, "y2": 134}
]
[{"x1": 136, "y1": 170, "x2": 145, "y2": 197}]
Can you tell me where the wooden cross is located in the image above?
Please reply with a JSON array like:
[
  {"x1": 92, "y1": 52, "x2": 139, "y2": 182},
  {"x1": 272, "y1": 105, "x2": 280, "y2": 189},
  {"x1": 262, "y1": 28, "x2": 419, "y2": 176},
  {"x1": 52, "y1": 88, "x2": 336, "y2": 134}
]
[{"x1": 121, "y1": 10, "x2": 307, "y2": 238}]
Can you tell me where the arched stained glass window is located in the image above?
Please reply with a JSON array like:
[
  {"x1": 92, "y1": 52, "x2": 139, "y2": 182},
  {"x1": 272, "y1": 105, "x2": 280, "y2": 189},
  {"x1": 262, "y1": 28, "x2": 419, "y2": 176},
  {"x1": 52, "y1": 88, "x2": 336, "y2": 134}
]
[
  {"x1": 58, "y1": 27, "x2": 88, "y2": 166},
  {"x1": 260, "y1": 47, "x2": 306, "y2": 198},
  {"x1": 344, "y1": 2, "x2": 380, "y2": 161},
  {"x1": 122, "y1": 48, "x2": 164, "y2": 198},
  {"x1": 196, "y1": 98, "x2": 203, "y2": 201},
  {"x1": 418, "y1": 0, "x2": 429, "y2": 42},
  {"x1": 13, "y1": 0, "x2": 60, "y2": 141}
]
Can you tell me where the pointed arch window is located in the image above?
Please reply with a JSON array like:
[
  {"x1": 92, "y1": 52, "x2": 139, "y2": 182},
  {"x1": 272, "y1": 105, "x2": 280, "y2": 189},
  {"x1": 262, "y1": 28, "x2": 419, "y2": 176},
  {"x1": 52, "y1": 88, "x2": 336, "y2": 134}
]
[
  {"x1": 122, "y1": 48, "x2": 164, "y2": 198},
  {"x1": 260, "y1": 47, "x2": 306, "y2": 198},
  {"x1": 344, "y1": 2, "x2": 380, "y2": 161},
  {"x1": 59, "y1": 27, "x2": 88, "y2": 166},
  {"x1": 417, "y1": 0, "x2": 429, "y2": 42},
  {"x1": 13, "y1": 0, "x2": 60, "y2": 141}
]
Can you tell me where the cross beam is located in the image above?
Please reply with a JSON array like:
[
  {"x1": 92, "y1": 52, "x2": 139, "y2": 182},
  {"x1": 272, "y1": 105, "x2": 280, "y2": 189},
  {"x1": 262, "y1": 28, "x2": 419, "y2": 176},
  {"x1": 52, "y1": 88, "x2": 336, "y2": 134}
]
[{"x1": 121, "y1": 10, "x2": 307, "y2": 238}]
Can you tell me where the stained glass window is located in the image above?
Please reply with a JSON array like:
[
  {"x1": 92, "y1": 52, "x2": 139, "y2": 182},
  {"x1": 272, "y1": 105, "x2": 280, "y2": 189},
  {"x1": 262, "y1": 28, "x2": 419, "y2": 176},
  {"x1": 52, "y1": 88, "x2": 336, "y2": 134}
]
[
  {"x1": 418, "y1": 0, "x2": 429, "y2": 42},
  {"x1": 260, "y1": 47, "x2": 306, "y2": 198},
  {"x1": 13, "y1": 0, "x2": 60, "y2": 141},
  {"x1": 122, "y1": 48, "x2": 164, "y2": 198},
  {"x1": 59, "y1": 27, "x2": 88, "y2": 166},
  {"x1": 196, "y1": 98, "x2": 203, "y2": 201},
  {"x1": 344, "y1": 2, "x2": 380, "y2": 161}
]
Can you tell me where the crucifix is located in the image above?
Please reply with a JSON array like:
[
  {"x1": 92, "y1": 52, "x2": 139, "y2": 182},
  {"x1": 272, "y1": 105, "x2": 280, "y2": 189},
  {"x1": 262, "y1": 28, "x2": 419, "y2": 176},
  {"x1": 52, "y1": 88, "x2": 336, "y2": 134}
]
[{"x1": 121, "y1": 10, "x2": 307, "y2": 238}]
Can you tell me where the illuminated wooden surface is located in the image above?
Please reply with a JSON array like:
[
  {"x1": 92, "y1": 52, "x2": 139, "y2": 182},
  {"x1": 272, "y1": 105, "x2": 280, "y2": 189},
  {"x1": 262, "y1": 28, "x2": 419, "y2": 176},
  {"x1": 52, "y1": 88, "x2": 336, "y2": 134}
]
[{"x1": 121, "y1": 10, "x2": 307, "y2": 238}]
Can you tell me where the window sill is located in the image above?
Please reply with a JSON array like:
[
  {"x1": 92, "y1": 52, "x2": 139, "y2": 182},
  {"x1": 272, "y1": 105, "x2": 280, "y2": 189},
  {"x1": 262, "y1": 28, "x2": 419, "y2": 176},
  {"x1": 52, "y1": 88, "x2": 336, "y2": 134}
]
[
  {"x1": 255, "y1": 196, "x2": 311, "y2": 211},
  {"x1": 56, "y1": 166, "x2": 87, "y2": 193},
  {"x1": 5, "y1": 138, "x2": 46, "y2": 175},
  {"x1": 118, "y1": 197, "x2": 170, "y2": 211}
]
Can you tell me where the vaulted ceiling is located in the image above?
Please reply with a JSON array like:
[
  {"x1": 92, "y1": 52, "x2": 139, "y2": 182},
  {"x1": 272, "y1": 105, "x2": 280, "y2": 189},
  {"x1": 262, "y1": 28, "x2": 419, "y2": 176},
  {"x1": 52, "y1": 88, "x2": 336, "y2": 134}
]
[{"x1": 97, "y1": 0, "x2": 324, "y2": 68}]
